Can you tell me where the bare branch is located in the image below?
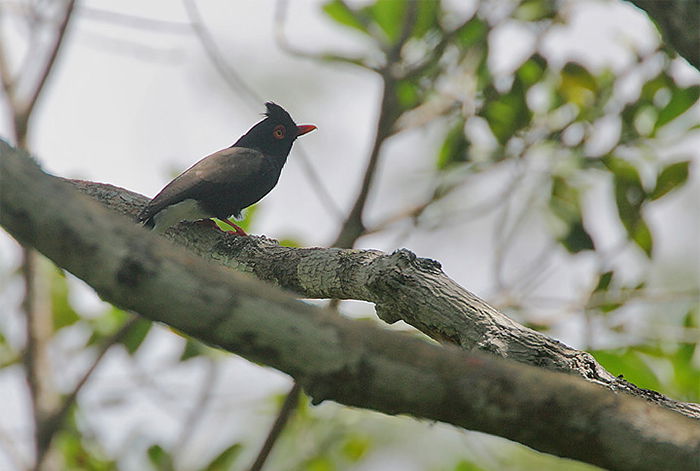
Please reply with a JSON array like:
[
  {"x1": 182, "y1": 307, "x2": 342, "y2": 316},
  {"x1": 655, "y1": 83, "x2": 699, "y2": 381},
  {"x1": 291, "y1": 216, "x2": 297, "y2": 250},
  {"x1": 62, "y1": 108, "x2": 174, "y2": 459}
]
[
  {"x1": 173, "y1": 358, "x2": 220, "y2": 462},
  {"x1": 181, "y1": 0, "x2": 261, "y2": 109},
  {"x1": 273, "y1": 0, "x2": 373, "y2": 69},
  {"x1": 330, "y1": 4, "x2": 418, "y2": 248},
  {"x1": 247, "y1": 382, "x2": 301, "y2": 471},
  {"x1": 330, "y1": 74, "x2": 394, "y2": 248},
  {"x1": 21, "y1": 250, "x2": 58, "y2": 471},
  {"x1": 15, "y1": 0, "x2": 76, "y2": 145},
  {"x1": 38, "y1": 316, "x2": 140, "y2": 455},
  {"x1": 80, "y1": 7, "x2": 192, "y2": 34}
]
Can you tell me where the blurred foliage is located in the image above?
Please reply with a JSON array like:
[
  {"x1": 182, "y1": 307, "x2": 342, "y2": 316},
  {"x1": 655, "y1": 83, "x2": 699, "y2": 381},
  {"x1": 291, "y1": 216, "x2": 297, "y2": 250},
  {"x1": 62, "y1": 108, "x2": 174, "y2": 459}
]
[
  {"x1": 2, "y1": 0, "x2": 698, "y2": 470},
  {"x1": 319, "y1": 0, "x2": 697, "y2": 265},
  {"x1": 451, "y1": 460, "x2": 487, "y2": 471},
  {"x1": 592, "y1": 308, "x2": 700, "y2": 402},
  {"x1": 54, "y1": 411, "x2": 117, "y2": 471}
]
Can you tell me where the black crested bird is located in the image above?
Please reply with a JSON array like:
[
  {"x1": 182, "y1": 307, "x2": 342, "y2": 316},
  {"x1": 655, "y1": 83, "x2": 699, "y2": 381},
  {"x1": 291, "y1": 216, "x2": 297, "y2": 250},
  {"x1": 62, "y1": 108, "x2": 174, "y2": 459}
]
[{"x1": 138, "y1": 102, "x2": 316, "y2": 235}]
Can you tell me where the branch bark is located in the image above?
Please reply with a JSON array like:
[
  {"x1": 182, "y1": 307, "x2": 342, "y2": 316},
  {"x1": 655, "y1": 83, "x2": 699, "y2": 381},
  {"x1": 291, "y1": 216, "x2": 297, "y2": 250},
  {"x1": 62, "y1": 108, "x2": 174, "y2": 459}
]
[
  {"x1": 65, "y1": 177, "x2": 700, "y2": 420},
  {"x1": 2, "y1": 140, "x2": 700, "y2": 471},
  {"x1": 627, "y1": 0, "x2": 699, "y2": 70}
]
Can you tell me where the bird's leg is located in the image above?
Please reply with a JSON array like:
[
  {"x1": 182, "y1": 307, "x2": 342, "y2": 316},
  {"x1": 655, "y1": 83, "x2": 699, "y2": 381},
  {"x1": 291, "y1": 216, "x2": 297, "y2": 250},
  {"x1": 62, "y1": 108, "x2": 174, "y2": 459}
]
[{"x1": 222, "y1": 218, "x2": 248, "y2": 236}]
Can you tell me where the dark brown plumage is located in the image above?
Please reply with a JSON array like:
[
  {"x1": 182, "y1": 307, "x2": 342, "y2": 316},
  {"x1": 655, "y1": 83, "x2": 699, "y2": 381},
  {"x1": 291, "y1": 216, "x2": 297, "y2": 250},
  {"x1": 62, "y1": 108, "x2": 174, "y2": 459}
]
[{"x1": 138, "y1": 102, "x2": 316, "y2": 234}]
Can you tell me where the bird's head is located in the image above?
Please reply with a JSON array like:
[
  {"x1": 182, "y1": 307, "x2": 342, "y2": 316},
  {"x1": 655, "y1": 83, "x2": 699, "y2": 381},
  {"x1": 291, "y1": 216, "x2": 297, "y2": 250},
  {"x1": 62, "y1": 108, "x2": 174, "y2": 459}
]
[{"x1": 233, "y1": 102, "x2": 316, "y2": 158}]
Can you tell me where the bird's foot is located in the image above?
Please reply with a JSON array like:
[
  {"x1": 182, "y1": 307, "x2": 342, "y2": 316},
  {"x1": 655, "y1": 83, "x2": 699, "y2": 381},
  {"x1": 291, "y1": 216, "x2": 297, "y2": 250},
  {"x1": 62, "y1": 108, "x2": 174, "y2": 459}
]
[{"x1": 222, "y1": 218, "x2": 248, "y2": 236}]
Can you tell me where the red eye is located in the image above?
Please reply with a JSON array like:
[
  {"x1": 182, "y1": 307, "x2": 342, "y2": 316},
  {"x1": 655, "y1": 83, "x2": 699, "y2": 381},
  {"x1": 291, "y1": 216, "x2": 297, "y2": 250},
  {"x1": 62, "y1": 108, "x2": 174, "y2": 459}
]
[{"x1": 273, "y1": 125, "x2": 286, "y2": 139}]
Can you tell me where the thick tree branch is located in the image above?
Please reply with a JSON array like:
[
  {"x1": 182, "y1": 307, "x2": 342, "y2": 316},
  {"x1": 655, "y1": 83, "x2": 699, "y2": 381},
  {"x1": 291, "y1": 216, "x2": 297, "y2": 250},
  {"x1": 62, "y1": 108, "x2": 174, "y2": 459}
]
[
  {"x1": 2, "y1": 141, "x2": 700, "y2": 471},
  {"x1": 627, "y1": 0, "x2": 699, "y2": 70},
  {"x1": 65, "y1": 178, "x2": 700, "y2": 420}
]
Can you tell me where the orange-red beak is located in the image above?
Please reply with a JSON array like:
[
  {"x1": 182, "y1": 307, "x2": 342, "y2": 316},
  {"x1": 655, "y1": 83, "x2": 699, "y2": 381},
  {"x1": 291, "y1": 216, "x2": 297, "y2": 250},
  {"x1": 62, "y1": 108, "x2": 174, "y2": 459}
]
[{"x1": 296, "y1": 124, "x2": 317, "y2": 137}]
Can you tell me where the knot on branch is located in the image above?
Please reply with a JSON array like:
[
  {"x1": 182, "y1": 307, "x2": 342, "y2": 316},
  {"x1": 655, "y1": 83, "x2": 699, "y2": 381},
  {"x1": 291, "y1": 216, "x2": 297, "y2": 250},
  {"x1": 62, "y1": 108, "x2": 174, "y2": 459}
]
[
  {"x1": 389, "y1": 248, "x2": 442, "y2": 271},
  {"x1": 367, "y1": 248, "x2": 444, "y2": 324}
]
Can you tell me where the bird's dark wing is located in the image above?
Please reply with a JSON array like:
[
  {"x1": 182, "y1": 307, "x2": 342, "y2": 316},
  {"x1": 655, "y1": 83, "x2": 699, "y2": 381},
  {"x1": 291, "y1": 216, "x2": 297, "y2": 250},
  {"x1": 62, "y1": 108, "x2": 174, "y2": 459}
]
[{"x1": 138, "y1": 147, "x2": 268, "y2": 222}]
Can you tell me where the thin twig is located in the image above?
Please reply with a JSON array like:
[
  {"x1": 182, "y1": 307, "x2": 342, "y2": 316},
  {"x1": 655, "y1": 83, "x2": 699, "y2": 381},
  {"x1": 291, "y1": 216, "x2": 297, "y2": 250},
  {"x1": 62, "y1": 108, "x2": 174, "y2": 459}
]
[
  {"x1": 273, "y1": 0, "x2": 370, "y2": 68},
  {"x1": 14, "y1": 0, "x2": 76, "y2": 143},
  {"x1": 361, "y1": 201, "x2": 429, "y2": 237},
  {"x1": 247, "y1": 381, "x2": 302, "y2": 471},
  {"x1": 181, "y1": 0, "x2": 262, "y2": 109},
  {"x1": 330, "y1": 75, "x2": 393, "y2": 248},
  {"x1": 42, "y1": 316, "x2": 141, "y2": 441},
  {"x1": 173, "y1": 357, "x2": 219, "y2": 463},
  {"x1": 80, "y1": 7, "x2": 192, "y2": 33},
  {"x1": 330, "y1": 3, "x2": 418, "y2": 249},
  {"x1": 273, "y1": 0, "x2": 347, "y2": 220},
  {"x1": 27, "y1": 315, "x2": 141, "y2": 471}
]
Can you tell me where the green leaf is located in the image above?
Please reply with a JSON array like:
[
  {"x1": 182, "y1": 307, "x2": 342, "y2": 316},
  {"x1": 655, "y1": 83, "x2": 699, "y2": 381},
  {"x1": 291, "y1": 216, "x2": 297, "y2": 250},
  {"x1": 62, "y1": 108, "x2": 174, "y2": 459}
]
[
  {"x1": 0, "y1": 329, "x2": 19, "y2": 369},
  {"x1": 613, "y1": 177, "x2": 653, "y2": 257},
  {"x1": 147, "y1": 444, "x2": 173, "y2": 469},
  {"x1": 650, "y1": 160, "x2": 690, "y2": 200},
  {"x1": 655, "y1": 85, "x2": 700, "y2": 130},
  {"x1": 599, "y1": 301, "x2": 623, "y2": 313},
  {"x1": 322, "y1": 0, "x2": 368, "y2": 34},
  {"x1": 412, "y1": 0, "x2": 440, "y2": 38},
  {"x1": 342, "y1": 435, "x2": 371, "y2": 462},
  {"x1": 516, "y1": 54, "x2": 547, "y2": 88},
  {"x1": 51, "y1": 270, "x2": 80, "y2": 331},
  {"x1": 119, "y1": 318, "x2": 152, "y2": 355},
  {"x1": 549, "y1": 176, "x2": 579, "y2": 221},
  {"x1": 55, "y1": 430, "x2": 116, "y2": 471},
  {"x1": 454, "y1": 16, "x2": 488, "y2": 50},
  {"x1": 395, "y1": 78, "x2": 421, "y2": 110},
  {"x1": 204, "y1": 443, "x2": 242, "y2": 471},
  {"x1": 180, "y1": 338, "x2": 207, "y2": 361},
  {"x1": 631, "y1": 217, "x2": 653, "y2": 257},
  {"x1": 216, "y1": 203, "x2": 259, "y2": 233},
  {"x1": 306, "y1": 456, "x2": 335, "y2": 471},
  {"x1": 593, "y1": 271, "x2": 614, "y2": 293},
  {"x1": 453, "y1": 459, "x2": 487, "y2": 471},
  {"x1": 671, "y1": 309, "x2": 700, "y2": 401},
  {"x1": 84, "y1": 307, "x2": 129, "y2": 348},
  {"x1": 603, "y1": 155, "x2": 643, "y2": 185},
  {"x1": 437, "y1": 118, "x2": 469, "y2": 169},
  {"x1": 279, "y1": 238, "x2": 302, "y2": 248},
  {"x1": 481, "y1": 79, "x2": 532, "y2": 144},
  {"x1": 640, "y1": 72, "x2": 672, "y2": 102},
  {"x1": 591, "y1": 349, "x2": 661, "y2": 391},
  {"x1": 603, "y1": 156, "x2": 654, "y2": 256},
  {"x1": 514, "y1": 0, "x2": 557, "y2": 21},
  {"x1": 549, "y1": 176, "x2": 595, "y2": 253},
  {"x1": 561, "y1": 220, "x2": 595, "y2": 253},
  {"x1": 558, "y1": 62, "x2": 597, "y2": 107},
  {"x1": 369, "y1": 0, "x2": 407, "y2": 44}
]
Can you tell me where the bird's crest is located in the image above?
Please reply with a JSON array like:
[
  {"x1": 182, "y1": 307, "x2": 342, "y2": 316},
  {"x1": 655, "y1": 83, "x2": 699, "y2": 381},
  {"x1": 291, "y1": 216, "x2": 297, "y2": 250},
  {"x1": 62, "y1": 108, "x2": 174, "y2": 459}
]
[{"x1": 264, "y1": 102, "x2": 293, "y2": 123}]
